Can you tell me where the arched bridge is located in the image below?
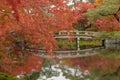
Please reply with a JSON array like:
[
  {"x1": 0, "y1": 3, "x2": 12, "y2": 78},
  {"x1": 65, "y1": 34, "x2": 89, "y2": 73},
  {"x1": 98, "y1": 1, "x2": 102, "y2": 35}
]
[
  {"x1": 33, "y1": 31, "x2": 101, "y2": 59},
  {"x1": 55, "y1": 30, "x2": 99, "y2": 51}
]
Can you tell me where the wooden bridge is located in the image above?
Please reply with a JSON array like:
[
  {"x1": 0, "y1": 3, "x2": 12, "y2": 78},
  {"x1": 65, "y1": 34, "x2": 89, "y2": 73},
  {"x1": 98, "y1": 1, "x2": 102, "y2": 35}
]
[
  {"x1": 55, "y1": 30, "x2": 99, "y2": 51},
  {"x1": 33, "y1": 31, "x2": 101, "y2": 59}
]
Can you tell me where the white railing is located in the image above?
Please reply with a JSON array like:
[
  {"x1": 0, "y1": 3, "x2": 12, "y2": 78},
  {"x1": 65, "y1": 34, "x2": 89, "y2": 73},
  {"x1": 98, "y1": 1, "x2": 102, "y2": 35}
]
[{"x1": 58, "y1": 30, "x2": 98, "y2": 37}]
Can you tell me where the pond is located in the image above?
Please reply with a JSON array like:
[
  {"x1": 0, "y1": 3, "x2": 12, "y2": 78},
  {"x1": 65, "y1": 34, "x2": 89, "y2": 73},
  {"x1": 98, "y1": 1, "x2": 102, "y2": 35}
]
[{"x1": 26, "y1": 44, "x2": 120, "y2": 80}]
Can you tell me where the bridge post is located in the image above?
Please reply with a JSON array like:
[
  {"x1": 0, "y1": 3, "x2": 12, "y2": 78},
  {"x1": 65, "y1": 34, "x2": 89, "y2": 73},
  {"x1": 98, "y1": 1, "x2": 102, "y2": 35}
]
[
  {"x1": 77, "y1": 37, "x2": 80, "y2": 51},
  {"x1": 59, "y1": 31, "x2": 62, "y2": 35}
]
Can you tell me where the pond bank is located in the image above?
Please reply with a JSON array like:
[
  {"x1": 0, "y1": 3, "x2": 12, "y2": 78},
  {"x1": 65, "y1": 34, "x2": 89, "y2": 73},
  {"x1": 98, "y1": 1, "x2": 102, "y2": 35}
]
[{"x1": 105, "y1": 39, "x2": 120, "y2": 44}]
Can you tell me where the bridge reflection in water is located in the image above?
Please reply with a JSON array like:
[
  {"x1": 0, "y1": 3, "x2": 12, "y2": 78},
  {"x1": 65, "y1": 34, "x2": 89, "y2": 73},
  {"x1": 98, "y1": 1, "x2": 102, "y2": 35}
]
[
  {"x1": 36, "y1": 47, "x2": 104, "y2": 59},
  {"x1": 36, "y1": 47, "x2": 120, "y2": 80}
]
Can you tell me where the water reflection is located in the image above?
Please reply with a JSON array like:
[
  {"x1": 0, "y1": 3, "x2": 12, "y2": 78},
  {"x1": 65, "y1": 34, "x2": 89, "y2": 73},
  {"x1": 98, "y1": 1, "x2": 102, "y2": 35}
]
[
  {"x1": 61, "y1": 56, "x2": 120, "y2": 80},
  {"x1": 35, "y1": 46, "x2": 120, "y2": 80},
  {"x1": 37, "y1": 59, "x2": 86, "y2": 80},
  {"x1": 105, "y1": 43, "x2": 120, "y2": 50}
]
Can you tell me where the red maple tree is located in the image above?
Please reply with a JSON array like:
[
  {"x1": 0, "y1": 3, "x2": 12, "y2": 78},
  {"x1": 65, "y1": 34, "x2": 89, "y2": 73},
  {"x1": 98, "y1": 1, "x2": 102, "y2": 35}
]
[{"x1": 0, "y1": 0, "x2": 78, "y2": 75}]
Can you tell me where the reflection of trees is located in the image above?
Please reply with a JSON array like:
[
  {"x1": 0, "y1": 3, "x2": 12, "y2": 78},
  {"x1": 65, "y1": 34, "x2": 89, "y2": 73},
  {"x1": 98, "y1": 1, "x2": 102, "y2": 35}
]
[
  {"x1": 38, "y1": 59, "x2": 88, "y2": 80},
  {"x1": 26, "y1": 54, "x2": 120, "y2": 80},
  {"x1": 62, "y1": 54, "x2": 120, "y2": 80},
  {"x1": 38, "y1": 59, "x2": 60, "y2": 79},
  {"x1": 61, "y1": 65, "x2": 84, "y2": 80},
  {"x1": 86, "y1": 69, "x2": 120, "y2": 80},
  {"x1": 98, "y1": 49, "x2": 120, "y2": 58},
  {"x1": 105, "y1": 43, "x2": 120, "y2": 50}
]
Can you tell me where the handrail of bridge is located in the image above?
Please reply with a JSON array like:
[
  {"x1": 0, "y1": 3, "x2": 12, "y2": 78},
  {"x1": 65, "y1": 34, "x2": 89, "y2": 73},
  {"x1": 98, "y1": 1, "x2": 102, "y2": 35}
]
[{"x1": 57, "y1": 30, "x2": 99, "y2": 37}]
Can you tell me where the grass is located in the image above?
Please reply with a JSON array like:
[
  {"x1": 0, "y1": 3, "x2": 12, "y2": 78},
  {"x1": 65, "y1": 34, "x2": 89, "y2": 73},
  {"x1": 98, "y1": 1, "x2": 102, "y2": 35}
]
[
  {"x1": 57, "y1": 39, "x2": 76, "y2": 50},
  {"x1": 57, "y1": 39, "x2": 101, "y2": 50},
  {"x1": 0, "y1": 72, "x2": 20, "y2": 80},
  {"x1": 80, "y1": 39, "x2": 101, "y2": 49}
]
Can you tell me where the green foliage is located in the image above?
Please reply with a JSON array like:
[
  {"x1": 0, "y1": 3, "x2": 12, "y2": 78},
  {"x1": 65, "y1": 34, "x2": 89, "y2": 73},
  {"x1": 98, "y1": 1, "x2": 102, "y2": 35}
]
[
  {"x1": 84, "y1": 8, "x2": 102, "y2": 23},
  {"x1": 57, "y1": 39, "x2": 101, "y2": 50},
  {"x1": 103, "y1": 0, "x2": 120, "y2": 5},
  {"x1": 75, "y1": 25, "x2": 86, "y2": 31},
  {"x1": 0, "y1": 72, "x2": 20, "y2": 80},
  {"x1": 57, "y1": 39, "x2": 76, "y2": 50},
  {"x1": 86, "y1": 26, "x2": 98, "y2": 31},
  {"x1": 84, "y1": 0, "x2": 120, "y2": 23},
  {"x1": 80, "y1": 39, "x2": 101, "y2": 49},
  {"x1": 96, "y1": 31, "x2": 120, "y2": 39},
  {"x1": 73, "y1": 21, "x2": 86, "y2": 31},
  {"x1": 24, "y1": 72, "x2": 40, "y2": 80},
  {"x1": 99, "y1": 5, "x2": 119, "y2": 15}
]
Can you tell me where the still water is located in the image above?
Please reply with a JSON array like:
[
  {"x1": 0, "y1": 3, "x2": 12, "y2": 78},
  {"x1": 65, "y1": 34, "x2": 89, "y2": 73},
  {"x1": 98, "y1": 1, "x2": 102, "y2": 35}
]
[
  {"x1": 32, "y1": 44, "x2": 120, "y2": 80},
  {"x1": 37, "y1": 59, "x2": 83, "y2": 80}
]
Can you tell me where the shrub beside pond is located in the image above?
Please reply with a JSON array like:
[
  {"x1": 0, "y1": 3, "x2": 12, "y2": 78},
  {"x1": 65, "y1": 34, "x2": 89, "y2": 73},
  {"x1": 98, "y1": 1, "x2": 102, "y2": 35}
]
[
  {"x1": 24, "y1": 72, "x2": 40, "y2": 80},
  {"x1": 0, "y1": 72, "x2": 20, "y2": 80},
  {"x1": 96, "y1": 31, "x2": 120, "y2": 39}
]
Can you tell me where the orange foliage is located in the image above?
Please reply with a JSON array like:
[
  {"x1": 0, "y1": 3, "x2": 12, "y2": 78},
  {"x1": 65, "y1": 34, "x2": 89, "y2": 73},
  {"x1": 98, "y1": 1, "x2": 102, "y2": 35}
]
[
  {"x1": 95, "y1": 0, "x2": 104, "y2": 6},
  {"x1": 13, "y1": 55, "x2": 43, "y2": 75},
  {"x1": 0, "y1": 0, "x2": 77, "y2": 75},
  {"x1": 93, "y1": 0, "x2": 120, "y2": 31},
  {"x1": 72, "y1": 2, "x2": 96, "y2": 27},
  {"x1": 0, "y1": 53, "x2": 43, "y2": 75},
  {"x1": 95, "y1": 16, "x2": 120, "y2": 31},
  {"x1": 62, "y1": 55, "x2": 120, "y2": 74},
  {"x1": 73, "y1": 2, "x2": 96, "y2": 20}
]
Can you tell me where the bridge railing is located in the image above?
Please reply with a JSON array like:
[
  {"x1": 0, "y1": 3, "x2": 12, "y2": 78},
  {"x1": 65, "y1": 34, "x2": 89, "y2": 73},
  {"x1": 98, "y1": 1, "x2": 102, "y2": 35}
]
[{"x1": 57, "y1": 30, "x2": 98, "y2": 37}]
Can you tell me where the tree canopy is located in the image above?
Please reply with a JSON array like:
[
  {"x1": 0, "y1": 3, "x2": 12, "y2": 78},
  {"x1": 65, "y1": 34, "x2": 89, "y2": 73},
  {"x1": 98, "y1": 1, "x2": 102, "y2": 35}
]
[
  {"x1": 0, "y1": 0, "x2": 78, "y2": 75},
  {"x1": 0, "y1": 0, "x2": 120, "y2": 76},
  {"x1": 84, "y1": 0, "x2": 120, "y2": 31}
]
